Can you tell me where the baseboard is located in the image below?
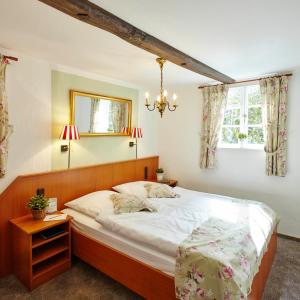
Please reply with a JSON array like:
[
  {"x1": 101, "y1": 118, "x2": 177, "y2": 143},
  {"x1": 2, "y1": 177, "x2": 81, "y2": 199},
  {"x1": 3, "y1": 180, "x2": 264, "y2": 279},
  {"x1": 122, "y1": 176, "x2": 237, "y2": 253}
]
[{"x1": 278, "y1": 233, "x2": 300, "y2": 242}]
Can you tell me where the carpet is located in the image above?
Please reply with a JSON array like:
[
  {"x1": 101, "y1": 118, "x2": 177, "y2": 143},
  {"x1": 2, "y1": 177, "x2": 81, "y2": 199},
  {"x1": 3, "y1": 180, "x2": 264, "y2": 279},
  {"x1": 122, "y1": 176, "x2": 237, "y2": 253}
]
[{"x1": 0, "y1": 236, "x2": 299, "y2": 299}]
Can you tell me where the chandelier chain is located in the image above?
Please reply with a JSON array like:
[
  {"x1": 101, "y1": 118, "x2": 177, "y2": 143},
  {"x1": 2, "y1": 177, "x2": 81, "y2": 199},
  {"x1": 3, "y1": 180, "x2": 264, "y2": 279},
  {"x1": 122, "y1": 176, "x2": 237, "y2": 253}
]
[{"x1": 160, "y1": 62, "x2": 163, "y2": 98}]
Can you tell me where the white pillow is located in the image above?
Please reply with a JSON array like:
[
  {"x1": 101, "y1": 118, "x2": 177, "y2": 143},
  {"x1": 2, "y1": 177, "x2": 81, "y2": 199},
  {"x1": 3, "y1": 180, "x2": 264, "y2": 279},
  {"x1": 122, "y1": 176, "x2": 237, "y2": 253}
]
[
  {"x1": 64, "y1": 190, "x2": 117, "y2": 218},
  {"x1": 112, "y1": 181, "x2": 150, "y2": 198}
]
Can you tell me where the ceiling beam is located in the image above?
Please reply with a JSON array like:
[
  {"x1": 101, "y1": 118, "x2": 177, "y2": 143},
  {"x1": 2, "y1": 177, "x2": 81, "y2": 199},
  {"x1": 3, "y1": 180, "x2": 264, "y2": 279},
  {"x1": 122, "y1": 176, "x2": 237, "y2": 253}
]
[{"x1": 38, "y1": 0, "x2": 235, "y2": 83}]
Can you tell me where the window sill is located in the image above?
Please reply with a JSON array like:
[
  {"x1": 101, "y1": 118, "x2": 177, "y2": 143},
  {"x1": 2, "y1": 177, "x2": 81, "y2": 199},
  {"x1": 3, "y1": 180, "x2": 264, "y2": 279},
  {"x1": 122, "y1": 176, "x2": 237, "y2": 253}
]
[{"x1": 218, "y1": 145, "x2": 264, "y2": 151}]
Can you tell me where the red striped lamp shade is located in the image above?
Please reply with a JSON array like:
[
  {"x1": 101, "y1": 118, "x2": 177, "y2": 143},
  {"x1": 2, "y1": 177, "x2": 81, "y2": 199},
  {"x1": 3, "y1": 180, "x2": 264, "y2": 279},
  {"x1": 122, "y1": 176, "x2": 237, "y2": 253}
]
[
  {"x1": 59, "y1": 125, "x2": 80, "y2": 140},
  {"x1": 121, "y1": 127, "x2": 130, "y2": 134},
  {"x1": 131, "y1": 127, "x2": 143, "y2": 138}
]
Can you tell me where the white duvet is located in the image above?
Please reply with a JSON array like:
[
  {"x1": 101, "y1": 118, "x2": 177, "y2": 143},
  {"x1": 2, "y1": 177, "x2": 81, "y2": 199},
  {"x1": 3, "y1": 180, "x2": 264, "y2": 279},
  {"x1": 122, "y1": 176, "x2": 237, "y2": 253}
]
[{"x1": 96, "y1": 187, "x2": 277, "y2": 258}]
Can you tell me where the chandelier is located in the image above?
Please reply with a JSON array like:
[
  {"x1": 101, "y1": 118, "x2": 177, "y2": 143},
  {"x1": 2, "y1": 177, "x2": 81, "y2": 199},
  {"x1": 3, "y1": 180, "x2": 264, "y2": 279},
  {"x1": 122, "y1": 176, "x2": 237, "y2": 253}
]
[{"x1": 145, "y1": 57, "x2": 178, "y2": 118}]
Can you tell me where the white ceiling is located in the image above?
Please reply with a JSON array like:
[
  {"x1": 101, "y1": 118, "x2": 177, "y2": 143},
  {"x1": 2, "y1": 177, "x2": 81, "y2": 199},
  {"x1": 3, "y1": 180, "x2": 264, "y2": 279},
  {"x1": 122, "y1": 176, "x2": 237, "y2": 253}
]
[{"x1": 1, "y1": 0, "x2": 300, "y2": 88}]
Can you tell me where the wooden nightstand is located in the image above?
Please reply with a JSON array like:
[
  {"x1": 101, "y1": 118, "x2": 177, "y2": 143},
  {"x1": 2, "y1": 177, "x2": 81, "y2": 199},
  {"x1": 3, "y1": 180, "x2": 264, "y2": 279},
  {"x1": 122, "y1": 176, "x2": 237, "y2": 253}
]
[
  {"x1": 10, "y1": 213, "x2": 72, "y2": 290},
  {"x1": 160, "y1": 179, "x2": 178, "y2": 187}
]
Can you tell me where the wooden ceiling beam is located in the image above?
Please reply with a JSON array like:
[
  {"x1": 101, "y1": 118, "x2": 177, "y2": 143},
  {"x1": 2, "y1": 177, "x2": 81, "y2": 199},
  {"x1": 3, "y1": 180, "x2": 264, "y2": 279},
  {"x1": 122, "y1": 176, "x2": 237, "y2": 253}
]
[{"x1": 38, "y1": 0, "x2": 235, "y2": 83}]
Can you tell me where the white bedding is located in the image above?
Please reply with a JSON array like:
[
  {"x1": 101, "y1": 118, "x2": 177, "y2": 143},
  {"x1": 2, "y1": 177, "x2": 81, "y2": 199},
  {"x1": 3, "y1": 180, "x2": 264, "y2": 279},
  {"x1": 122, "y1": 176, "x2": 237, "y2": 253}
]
[
  {"x1": 96, "y1": 187, "x2": 277, "y2": 258},
  {"x1": 62, "y1": 208, "x2": 176, "y2": 274},
  {"x1": 63, "y1": 186, "x2": 277, "y2": 277}
]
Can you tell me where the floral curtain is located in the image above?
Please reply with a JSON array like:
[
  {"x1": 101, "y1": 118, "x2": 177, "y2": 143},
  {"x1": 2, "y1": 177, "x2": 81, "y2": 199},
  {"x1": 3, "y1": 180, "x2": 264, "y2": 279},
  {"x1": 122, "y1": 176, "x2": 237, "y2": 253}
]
[
  {"x1": 89, "y1": 98, "x2": 100, "y2": 133},
  {"x1": 200, "y1": 85, "x2": 228, "y2": 169},
  {"x1": 259, "y1": 76, "x2": 289, "y2": 176},
  {"x1": 110, "y1": 102, "x2": 126, "y2": 133},
  {"x1": 0, "y1": 55, "x2": 12, "y2": 177}
]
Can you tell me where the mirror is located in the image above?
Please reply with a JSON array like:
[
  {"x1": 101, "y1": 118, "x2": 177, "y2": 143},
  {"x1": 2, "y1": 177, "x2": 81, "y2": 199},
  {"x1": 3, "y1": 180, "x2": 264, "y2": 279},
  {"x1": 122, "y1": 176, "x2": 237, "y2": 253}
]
[{"x1": 70, "y1": 90, "x2": 132, "y2": 136}]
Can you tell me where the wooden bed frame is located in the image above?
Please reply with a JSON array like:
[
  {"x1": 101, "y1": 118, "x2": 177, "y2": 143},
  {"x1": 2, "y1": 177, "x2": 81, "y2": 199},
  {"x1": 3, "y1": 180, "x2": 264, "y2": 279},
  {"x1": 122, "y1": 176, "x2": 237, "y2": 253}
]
[
  {"x1": 0, "y1": 156, "x2": 276, "y2": 299},
  {"x1": 72, "y1": 227, "x2": 277, "y2": 300},
  {"x1": 0, "y1": 156, "x2": 158, "y2": 278}
]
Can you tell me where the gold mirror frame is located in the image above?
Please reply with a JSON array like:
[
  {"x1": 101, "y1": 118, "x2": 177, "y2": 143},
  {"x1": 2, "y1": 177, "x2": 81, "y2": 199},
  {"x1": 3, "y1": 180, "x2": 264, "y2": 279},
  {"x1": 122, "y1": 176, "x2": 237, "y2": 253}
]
[{"x1": 70, "y1": 90, "x2": 132, "y2": 137}]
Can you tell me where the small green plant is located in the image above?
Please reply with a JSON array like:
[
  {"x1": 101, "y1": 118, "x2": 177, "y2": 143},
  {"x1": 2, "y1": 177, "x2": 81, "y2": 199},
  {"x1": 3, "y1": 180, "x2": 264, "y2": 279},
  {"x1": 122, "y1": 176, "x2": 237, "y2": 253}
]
[
  {"x1": 27, "y1": 195, "x2": 49, "y2": 210},
  {"x1": 238, "y1": 133, "x2": 248, "y2": 140},
  {"x1": 156, "y1": 168, "x2": 164, "y2": 174}
]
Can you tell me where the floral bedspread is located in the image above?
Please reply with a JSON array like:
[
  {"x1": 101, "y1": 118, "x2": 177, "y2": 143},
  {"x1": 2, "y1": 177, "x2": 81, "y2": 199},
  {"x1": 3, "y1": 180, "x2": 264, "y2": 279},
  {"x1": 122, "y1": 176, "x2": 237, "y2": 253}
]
[{"x1": 175, "y1": 215, "x2": 276, "y2": 300}]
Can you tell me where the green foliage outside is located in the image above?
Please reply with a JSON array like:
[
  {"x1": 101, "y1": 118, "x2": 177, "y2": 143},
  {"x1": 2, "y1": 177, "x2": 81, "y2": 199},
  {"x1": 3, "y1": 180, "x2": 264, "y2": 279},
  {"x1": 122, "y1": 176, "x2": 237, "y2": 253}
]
[
  {"x1": 221, "y1": 85, "x2": 264, "y2": 145},
  {"x1": 222, "y1": 127, "x2": 239, "y2": 144},
  {"x1": 247, "y1": 86, "x2": 262, "y2": 106},
  {"x1": 248, "y1": 107, "x2": 262, "y2": 124},
  {"x1": 224, "y1": 109, "x2": 240, "y2": 125},
  {"x1": 248, "y1": 127, "x2": 264, "y2": 144}
]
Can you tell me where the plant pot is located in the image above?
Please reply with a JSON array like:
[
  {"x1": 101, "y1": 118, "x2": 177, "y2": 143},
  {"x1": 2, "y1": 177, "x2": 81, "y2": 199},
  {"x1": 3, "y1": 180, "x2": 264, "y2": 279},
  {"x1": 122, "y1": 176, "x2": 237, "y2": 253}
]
[
  {"x1": 156, "y1": 173, "x2": 164, "y2": 182},
  {"x1": 240, "y1": 139, "x2": 246, "y2": 147},
  {"x1": 31, "y1": 209, "x2": 46, "y2": 220}
]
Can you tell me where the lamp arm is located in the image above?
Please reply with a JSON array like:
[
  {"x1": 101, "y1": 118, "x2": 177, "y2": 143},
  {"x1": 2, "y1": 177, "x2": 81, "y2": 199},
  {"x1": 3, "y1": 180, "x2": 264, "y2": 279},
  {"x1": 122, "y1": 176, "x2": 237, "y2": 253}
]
[
  {"x1": 167, "y1": 101, "x2": 178, "y2": 112},
  {"x1": 145, "y1": 102, "x2": 156, "y2": 111}
]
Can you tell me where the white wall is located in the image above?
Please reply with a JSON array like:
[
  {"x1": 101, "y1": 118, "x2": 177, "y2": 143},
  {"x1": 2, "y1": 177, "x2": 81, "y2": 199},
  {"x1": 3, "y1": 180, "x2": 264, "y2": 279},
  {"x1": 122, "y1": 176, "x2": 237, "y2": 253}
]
[
  {"x1": 0, "y1": 49, "x2": 52, "y2": 192},
  {"x1": 0, "y1": 49, "x2": 158, "y2": 192},
  {"x1": 157, "y1": 73, "x2": 300, "y2": 238}
]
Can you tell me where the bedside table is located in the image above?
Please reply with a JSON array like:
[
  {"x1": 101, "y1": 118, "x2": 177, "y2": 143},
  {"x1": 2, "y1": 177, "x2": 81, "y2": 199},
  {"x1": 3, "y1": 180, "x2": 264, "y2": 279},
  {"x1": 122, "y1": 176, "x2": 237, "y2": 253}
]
[
  {"x1": 159, "y1": 179, "x2": 178, "y2": 187},
  {"x1": 10, "y1": 213, "x2": 72, "y2": 290}
]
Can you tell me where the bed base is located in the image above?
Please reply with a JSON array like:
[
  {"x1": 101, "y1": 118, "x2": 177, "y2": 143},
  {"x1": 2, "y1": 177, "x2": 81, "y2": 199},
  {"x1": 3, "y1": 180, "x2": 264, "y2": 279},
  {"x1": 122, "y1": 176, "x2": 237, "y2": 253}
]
[{"x1": 72, "y1": 228, "x2": 277, "y2": 300}]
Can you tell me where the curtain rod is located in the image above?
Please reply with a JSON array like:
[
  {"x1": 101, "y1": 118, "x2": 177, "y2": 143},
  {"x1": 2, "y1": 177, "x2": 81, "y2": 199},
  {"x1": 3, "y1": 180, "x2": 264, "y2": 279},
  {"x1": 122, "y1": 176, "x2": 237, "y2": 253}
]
[
  {"x1": 2, "y1": 55, "x2": 19, "y2": 62},
  {"x1": 198, "y1": 73, "x2": 293, "y2": 89}
]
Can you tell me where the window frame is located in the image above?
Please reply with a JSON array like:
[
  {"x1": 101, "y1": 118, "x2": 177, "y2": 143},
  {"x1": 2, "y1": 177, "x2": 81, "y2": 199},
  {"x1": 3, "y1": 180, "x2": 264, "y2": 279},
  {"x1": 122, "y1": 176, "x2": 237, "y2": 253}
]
[{"x1": 218, "y1": 82, "x2": 265, "y2": 150}]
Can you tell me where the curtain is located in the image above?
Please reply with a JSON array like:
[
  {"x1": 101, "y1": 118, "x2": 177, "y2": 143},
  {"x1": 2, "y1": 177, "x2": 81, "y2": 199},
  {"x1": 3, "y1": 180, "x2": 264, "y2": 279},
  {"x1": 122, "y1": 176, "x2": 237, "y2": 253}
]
[
  {"x1": 259, "y1": 76, "x2": 289, "y2": 176},
  {"x1": 89, "y1": 98, "x2": 100, "y2": 133},
  {"x1": 111, "y1": 102, "x2": 126, "y2": 133},
  {"x1": 0, "y1": 55, "x2": 12, "y2": 177},
  {"x1": 200, "y1": 85, "x2": 228, "y2": 169}
]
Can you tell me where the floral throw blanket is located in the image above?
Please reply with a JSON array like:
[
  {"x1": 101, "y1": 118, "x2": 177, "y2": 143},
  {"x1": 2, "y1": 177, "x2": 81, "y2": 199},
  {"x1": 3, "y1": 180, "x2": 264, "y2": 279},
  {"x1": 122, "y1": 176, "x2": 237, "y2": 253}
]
[{"x1": 175, "y1": 218, "x2": 273, "y2": 300}]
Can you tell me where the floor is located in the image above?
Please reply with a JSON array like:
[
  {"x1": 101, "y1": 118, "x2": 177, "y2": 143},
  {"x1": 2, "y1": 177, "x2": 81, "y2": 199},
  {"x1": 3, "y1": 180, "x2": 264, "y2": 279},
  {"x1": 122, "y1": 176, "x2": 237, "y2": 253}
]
[{"x1": 0, "y1": 236, "x2": 299, "y2": 300}]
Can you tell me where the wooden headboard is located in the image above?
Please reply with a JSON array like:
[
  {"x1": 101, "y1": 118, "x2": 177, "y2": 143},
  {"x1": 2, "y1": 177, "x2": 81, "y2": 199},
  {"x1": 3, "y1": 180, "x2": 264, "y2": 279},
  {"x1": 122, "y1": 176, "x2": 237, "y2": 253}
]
[{"x1": 0, "y1": 156, "x2": 159, "y2": 278}]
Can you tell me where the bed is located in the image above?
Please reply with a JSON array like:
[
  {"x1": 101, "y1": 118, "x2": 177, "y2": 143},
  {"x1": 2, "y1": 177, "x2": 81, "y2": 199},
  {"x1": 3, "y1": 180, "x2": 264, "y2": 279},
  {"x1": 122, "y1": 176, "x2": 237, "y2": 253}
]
[{"x1": 63, "y1": 186, "x2": 278, "y2": 300}]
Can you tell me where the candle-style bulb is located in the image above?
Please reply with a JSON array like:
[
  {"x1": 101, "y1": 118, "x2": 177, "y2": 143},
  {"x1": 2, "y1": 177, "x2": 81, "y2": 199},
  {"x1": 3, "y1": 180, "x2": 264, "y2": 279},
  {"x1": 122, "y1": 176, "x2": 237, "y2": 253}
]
[
  {"x1": 172, "y1": 93, "x2": 177, "y2": 106},
  {"x1": 145, "y1": 92, "x2": 150, "y2": 105},
  {"x1": 163, "y1": 90, "x2": 168, "y2": 97}
]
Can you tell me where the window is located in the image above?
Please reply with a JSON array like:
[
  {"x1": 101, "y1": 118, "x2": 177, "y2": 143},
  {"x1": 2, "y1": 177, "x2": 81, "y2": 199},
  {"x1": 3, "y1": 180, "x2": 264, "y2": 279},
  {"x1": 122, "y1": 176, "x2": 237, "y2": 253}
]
[{"x1": 219, "y1": 84, "x2": 264, "y2": 149}]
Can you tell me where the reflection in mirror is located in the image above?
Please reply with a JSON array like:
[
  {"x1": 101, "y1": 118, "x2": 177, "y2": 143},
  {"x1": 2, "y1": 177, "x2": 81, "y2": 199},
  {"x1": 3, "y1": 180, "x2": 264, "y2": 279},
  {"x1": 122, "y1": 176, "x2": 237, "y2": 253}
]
[{"x1": 71, "y1": 91, "x2": 132, "y2": 136}]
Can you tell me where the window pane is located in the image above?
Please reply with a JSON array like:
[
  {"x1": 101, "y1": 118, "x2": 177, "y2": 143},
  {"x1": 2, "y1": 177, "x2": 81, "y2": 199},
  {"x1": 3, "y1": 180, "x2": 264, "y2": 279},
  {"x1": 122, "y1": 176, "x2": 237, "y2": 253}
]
[
  {"x1": 248, "y1": 127, "x2": 264, "y2": 144},
  {"x1": 227, "y1": 87, "x2": 242, "y2": 106},
  {"x1": 247, "y1": 85, "x2": 262, "y2": 106},
  {"x1": 224, "y1": 109, "x2": 240, "y2": 125},
  {"x1": 248, "y1": 107, "x2": 262, "y2": 125},
  {"x1": 222, "y1": 127, "x2": 239, "y2": 144}
]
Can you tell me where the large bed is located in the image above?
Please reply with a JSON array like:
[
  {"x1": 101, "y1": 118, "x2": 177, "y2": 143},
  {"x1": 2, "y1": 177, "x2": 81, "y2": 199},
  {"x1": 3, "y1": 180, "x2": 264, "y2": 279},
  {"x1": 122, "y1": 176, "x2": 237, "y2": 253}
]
[{"x1": 63, "y1": 186, "x2": 278, "y2": 300}]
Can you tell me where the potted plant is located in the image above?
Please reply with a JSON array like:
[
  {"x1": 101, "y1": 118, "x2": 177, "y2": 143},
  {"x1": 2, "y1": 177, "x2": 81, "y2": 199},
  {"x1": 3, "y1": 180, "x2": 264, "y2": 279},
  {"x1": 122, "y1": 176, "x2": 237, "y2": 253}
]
[
  {"x1": 156, "y1": 168, "x2": 164, "y2": 182},
  {"x1": 27, "y1": 195, "x2": 49, "y2": 220},
  {"x1": 238, "y1": 133, "x2": 248, "y2": 147}
]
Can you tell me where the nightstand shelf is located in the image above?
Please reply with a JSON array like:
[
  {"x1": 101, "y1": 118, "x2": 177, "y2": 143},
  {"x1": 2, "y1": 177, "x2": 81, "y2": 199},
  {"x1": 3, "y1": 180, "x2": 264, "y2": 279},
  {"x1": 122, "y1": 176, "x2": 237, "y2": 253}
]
[
  {"x1": 32, "y1": 253, "x2": 69, "y2": 278},
  {"x1": 32, "y1": 231, "x2": 69, "y2": 249},
  {"x1": 10, "y1": 213, "x2": 72, "y2": 290},
  {"x1": 32, "y1": 241, "x2": 69, "y2": 265}
]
